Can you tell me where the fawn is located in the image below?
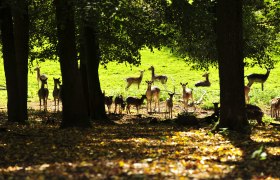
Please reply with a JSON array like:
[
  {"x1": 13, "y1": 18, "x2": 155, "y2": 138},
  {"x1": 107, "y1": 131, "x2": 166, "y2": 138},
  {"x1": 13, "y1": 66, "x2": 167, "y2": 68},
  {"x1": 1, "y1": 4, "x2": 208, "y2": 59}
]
[
  {"x1": 38, "y1": 78, "x2": 49, "y2": 111},
  {"x1": 180, "y1": 82, "x2": 193, "y2": 111},
  {"x1": 165, "y1": 92, "x2": 175, "y2": 119},
  {"x1": 53, "y1": 78, "x2": 61, "y2": 111},
  {"x1": 125, "y1": 70, "x2": 145, "y2": 90},
  {"x1": 126, "y1": 95, "x2": 146, "y2": 114},
  {"x1": 145, "y1": 81, "x2": 161, "y2": 113},
  {"x1": 114, "y1": 95, "x2": 126, "y2": 114}
]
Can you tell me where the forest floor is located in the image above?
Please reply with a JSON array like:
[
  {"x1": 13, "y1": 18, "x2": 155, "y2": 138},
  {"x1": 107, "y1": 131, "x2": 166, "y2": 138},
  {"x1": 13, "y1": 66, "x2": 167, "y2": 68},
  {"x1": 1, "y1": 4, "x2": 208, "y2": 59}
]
[{"x1": 0, "y1": 102, "x2": 280, "y2": 179}]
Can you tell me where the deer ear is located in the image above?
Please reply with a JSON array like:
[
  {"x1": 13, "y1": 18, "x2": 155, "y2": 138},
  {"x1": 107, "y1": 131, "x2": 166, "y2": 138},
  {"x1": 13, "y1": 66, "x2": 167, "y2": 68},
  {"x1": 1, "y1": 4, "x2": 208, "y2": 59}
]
[{"x1": 180, "y1": 82, "x2": 182, "y2": 85}]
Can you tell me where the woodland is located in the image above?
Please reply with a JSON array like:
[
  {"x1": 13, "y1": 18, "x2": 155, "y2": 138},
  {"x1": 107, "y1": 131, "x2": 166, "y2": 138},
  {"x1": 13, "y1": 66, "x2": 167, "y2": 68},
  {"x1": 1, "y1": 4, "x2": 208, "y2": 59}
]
[{"x1": 0, "y1": 0, "x2": 280, "y2": 179}]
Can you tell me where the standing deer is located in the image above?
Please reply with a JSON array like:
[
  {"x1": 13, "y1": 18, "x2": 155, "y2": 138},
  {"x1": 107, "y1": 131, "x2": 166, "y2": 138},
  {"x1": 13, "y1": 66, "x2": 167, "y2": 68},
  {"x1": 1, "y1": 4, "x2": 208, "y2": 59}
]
[
  {"x1": 148, "y1": 66, "x2": 168, "y2": 85},
  {"x1": 125, "y1": 70, "x2": 144, "y2": 90},
  {"x1": 245, "y1": 68, "x2": 270, "y2": 91},
  {"x1": 114, "y1": 95, "x2": 126, "y2": 114},
  {"x1": 271, "y1": 97, "x2": 280, "y2": 118},
  {"x1": 53, "y1": 78, "x2": 61, "y2": 111},
  {"x1": 104, "y1": 93, "x2": 113, "y2": 114},
  {"x1": 180, "y1": 82, "x2": 194, "y2": 111},
  {"x1": 244, "y1": 85, "x2": 250, "y2": 104},
  {"x1": 195, "y1": 72, "x2": 211, "y2": 87},
  {"x1": 165, "y1": 91, "x2": 175, "y2": 119},
  {"x1": 146, "y1": 81, "x2": 161, "y2": 113},
  {"x1": 34, "y1": 66, "x2": 48, "y2": 88},
  {"x1": 126, "y1": 95, "x2": 146, "y2": 114},
  {"x1": 38, "y1": 78, "x2": 49, "y2": 111}
]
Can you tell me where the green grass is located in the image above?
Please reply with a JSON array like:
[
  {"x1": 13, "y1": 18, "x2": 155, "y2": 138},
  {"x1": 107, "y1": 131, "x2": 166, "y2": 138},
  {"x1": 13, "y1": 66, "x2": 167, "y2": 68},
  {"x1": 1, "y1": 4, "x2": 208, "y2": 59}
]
[{"x1": 0, "y1": 48, "x2": 279, "y2": 114}]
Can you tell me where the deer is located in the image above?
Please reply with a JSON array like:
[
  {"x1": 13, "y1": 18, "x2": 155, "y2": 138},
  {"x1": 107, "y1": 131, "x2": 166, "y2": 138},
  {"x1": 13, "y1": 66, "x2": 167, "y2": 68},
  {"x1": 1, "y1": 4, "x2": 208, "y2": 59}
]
[
  {"x1": 114, "y1": 95, "x2": 126, "y2": 114},
  {"x1": 271, "y1": 97, "x2": 280, "y2": 119},
  {"x1": 34, "y1": 66, "x2": 48, "y2": 88},
  {"x1": 180, "y1": 82, "x2": 194, "y2": 111},
  {"x1": 126, "y1": 95, "x2": 146, "y2": 114},
  {"x1": 125, "y1": 70, "x2": 145, "y2": 90},
  {"x1": 245, "y1": 68, "x2": 271, "y2": 91},
  {"x1": 38, "y1": 77, "x2": 49, "y2": 111},
  {"x1": 104, "y1": 92, "x2": 113, "y2": 114},
  {"x1": 53, "y1": 78, "x2": 61, "y2": 111},
  {"x1": 195, "y1": 72, "x2": 211, "y2": 87},
  {"x1": 244, "y1": 85, "x2": 250, "y2": 104},
  {"x1": 145, "y1": 81, "x2": 161, "y2": 113},
  {"x1": 165, "y1": 90, "x2": 175, "y2": 119},
  {"x1": 148, "y1": 66, "x2": 168, "y2": 85}
]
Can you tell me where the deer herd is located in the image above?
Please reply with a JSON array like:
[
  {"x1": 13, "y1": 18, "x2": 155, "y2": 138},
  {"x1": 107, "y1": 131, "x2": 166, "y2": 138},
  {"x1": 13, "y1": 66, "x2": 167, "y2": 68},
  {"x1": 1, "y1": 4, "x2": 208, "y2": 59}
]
[{"x1": 34, "y1": 66, "x2": 280, "y2": 120}]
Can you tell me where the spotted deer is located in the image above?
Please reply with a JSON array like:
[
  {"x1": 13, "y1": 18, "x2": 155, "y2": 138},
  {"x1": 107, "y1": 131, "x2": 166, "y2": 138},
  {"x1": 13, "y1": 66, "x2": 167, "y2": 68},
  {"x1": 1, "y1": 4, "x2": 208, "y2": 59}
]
[
  {"x1": 114, "y1": 95, "x2": 126, "y2": 114},
  {"x1": 125, "y1": 70, "x2": 144, "y2": 90},
  {"x1": 104, "y1": 94, "x2": 113, "y2": 114},
  {"x1": 246, "y1": 68, "x2": 270, "y2": 91},
  {"x1": 53, "y1": 78, "x2": 61, "y2": 111},
  {"x1": 145, "y1": 81, "x2": 161, "y2": 113},
  {"x1": 38, "y1": 78, "x2": 49, "y2": 111},
  {"x1": 271, "y1": 97, "x2": 280, "y2": 119},
  {"x1": 148, "y1": 66, "x2": 168, "y2": 85},
  {"x1": 195, "y1": 72, "x2": 211, "y2": 87},
  {"x1": 180, "y1": 82, "x2": 194, "y2": 111},
  {"x1": 165, "y1": 91, "x2": 175, "y2": 119},
  {"x1": 126, "y1": 95, "x2": 146, "y2": 114},
  {"x1": 34, "y1": 66, "x2": 48, "y2": 88}
]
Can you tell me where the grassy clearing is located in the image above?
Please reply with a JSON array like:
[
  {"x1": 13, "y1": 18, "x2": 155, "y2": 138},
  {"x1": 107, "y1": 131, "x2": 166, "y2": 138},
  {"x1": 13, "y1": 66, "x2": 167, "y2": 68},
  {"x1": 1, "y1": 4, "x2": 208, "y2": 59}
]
[{"x1": 0, "y1": 48, "x2": 279, "y2": 114}]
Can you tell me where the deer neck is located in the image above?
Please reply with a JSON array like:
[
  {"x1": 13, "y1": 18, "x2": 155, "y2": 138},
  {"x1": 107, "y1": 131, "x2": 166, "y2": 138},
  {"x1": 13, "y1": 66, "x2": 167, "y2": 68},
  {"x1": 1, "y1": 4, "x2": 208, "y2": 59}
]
[
  {"x1": 40, "y1": 83, "x2": 45, "y2": 89},
  {"x1": 265, "y1": 70, "x2": 270, "y2": 78},
  {"x1": 151, "y1": 69, "x2": 155, "y2": 79},
  {"x1": 36, "y1": 69, "x2": 40, "y2": 79},
  {"x1": 54, "y1": 82, "x2": 59, "y2": 90},
  {"x1": 205, "y1": 75, "x2": 209, "y2": 82}
]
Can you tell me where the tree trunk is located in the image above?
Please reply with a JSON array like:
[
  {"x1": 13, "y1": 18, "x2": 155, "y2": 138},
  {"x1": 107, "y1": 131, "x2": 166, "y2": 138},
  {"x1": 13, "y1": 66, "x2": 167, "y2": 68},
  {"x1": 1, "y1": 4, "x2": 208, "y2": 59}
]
[
  {"x1": 83, "y1": 23, "x2": 109, "y2": 122},
  {"x1": 54, "y1": 0, "x2": 91, "y2": 128},
  {"x1": 0, "y1": 1, "x2": 20, "y2": 122},
  {"x1": 216, "y1": 0, "x2": 248, "y2": 131}
]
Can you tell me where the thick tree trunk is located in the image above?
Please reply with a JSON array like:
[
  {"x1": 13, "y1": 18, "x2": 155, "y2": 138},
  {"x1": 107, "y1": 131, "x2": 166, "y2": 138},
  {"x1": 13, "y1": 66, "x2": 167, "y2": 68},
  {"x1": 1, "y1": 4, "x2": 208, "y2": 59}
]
[
  {"x1": 54, "y1": 0, "x2": 91, "y2": 128},
  {"x1": 83, "y1": 23, "x2": 109, "y2": 122},
  {"x1": 0, "y1": 1, "x2": 20, "y2": 122},
  {"x1": 216, "y1": 0, "x2": 248, "y2": 131}
]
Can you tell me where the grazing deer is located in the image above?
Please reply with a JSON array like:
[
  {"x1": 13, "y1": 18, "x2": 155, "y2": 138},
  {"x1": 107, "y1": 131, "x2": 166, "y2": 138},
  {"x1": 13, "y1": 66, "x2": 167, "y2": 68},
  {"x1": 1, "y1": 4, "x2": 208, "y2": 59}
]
[
  {"x1": 165, "y1": 91, "x2": 175, "y2": 119},
  {"x1": 195, "y1": 72, "x2": 211, "y2": 87},
  {"x1": 38, "y1": 78, "x2": 49, "y2": 111},
  {"x1": 245, "y1": 68, "x2": 270, "y2": 91},
  {"x1": 114, "y1": 95, "x2": 126, "y2": 114},
  {"x1": 244, "y1": 85, "x2": 250, "y2": 104},
  {"x1": 53, "y1": 78, "x2": 61, "y2": 111},
  {"x1": 148, "y1": 66, "x2": 168, "y2": 84},
  {"x1": 126, "y1": 95, "x2": 146, "y2": 114},
  {"x1": 145, "y1": 81, "x2": 161, "y2": 113},
  {"x1": 34, "y1": 66, "x2": 48, "y2": 88},
  {"x1": 180, "y1": 82, "x2": 194, "y2": 111},
  {"x1": 125, "y1": 70, "x2": 144, "y2": 90},
  {"x1": 271, "y1": 97, "x2": 280, "y2": 118},
  {"x1": 104, "y1": 94, "x2": 113, "y2": 114}
]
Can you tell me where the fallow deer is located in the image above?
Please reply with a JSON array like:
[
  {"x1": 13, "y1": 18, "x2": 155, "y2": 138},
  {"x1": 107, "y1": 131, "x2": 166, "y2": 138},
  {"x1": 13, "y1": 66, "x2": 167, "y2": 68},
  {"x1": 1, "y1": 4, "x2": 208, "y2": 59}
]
[
  {"x1": 180, "y1": 82, "x2": 194, "y2": 111},
  {"x1": 104, "y1": 95, "x2": 113, "y2": 114},
  {"x1": 114, "y1": 95, "x2": 126, "y2": 114},
  {"x1": 126, "y1": 95, "x2": 146, "y2": 114},
  {"x1": 34, "y1": 66, "x2": 48, "y2": 88},
  {"x1": 125, "y1": 70, "x2": 144, "y2": 90},
  {"x1": 271, "y1": 97, "x2": 280, "y2": 119},
  {"x1": 165, "y1": 92, "x2": 175, "y2": 119},
  {"x1": 195, "y1": 72, "x2": 211, "y2": 87},
  {"x1": 246, "y1": 68, "x2": 271, "y2": 91},
  {"x1": 148, "y1": 66, "x2": 168, "y2": 85},
  {"x1": 145, "y1": 81, "x2": 161, "y2": 113},
  {"x1": 53, "y1": 78, "x2": 61, "y2": 111},
  {"x1": 38, "y1": 78, "x2": 49, "y2": 111}
]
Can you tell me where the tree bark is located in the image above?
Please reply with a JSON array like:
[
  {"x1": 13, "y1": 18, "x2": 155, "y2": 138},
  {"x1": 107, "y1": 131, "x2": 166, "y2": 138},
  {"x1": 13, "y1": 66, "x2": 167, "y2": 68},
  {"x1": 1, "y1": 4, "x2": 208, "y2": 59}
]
[
  {"x1": 0, "y1": 1, "x2": 20, "y2": 122},
  {"x1": 216, "y1": 0, "x2": 248, "y2": 131},
  {"x1": 54, "y1": 0, "x2": 91, "y2": 128},
  {"x1": 83, "y1": 23, "x2": 109, "y2": 122}
]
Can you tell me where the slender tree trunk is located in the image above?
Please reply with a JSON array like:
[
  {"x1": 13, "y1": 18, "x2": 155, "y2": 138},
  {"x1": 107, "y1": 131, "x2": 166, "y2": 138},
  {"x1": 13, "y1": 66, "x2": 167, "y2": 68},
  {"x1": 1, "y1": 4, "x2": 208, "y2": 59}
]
[
  {"x1": 12, "y1": 0, "x2": 29, "y2": 122},
  {"x1": 0, "y1": 1, "x2": 20, "y2": 122},
  {"x1": 54, "y1": 0, "x2": 91, "y2": 128},
  {"x1": 216, "y1": 0, "x2": 248, "y2": 131},
  {"x1": 83, "y1": 22, "x2": 109, "y2": 122}
]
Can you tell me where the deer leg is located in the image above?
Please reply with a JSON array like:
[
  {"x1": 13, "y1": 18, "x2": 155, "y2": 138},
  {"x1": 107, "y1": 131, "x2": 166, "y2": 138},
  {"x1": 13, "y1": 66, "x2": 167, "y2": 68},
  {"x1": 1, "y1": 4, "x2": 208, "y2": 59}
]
[
  {"x1": 126, "y1": 83, "x2": 131, "y2": 90},
  {"x1": 261, "y1": 83, "x2": 264, "y2": 91}
]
